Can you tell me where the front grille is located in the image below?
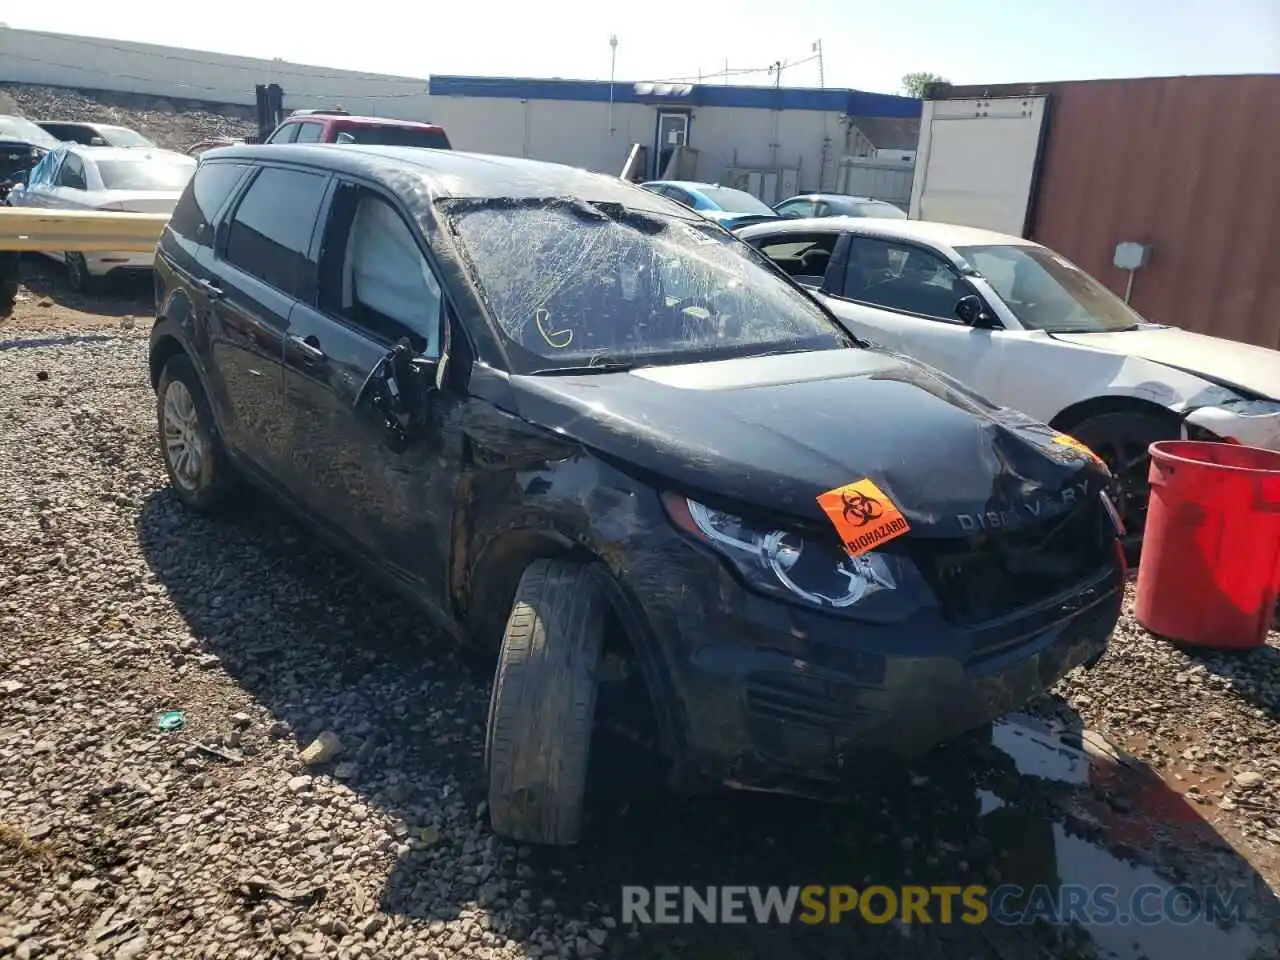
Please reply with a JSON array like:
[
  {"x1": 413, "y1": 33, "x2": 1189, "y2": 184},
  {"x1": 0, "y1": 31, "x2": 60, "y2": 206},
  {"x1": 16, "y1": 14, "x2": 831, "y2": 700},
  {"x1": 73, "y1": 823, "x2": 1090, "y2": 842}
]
[{"x1": 909, "y1": 499, "x2": 1114, "y2": 627}]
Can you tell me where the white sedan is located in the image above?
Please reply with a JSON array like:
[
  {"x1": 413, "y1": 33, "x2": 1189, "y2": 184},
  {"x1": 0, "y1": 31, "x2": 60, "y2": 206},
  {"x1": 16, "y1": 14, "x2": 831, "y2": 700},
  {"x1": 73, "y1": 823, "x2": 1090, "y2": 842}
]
[
  {"x1": 738, "y1": 217, "x2": 1280, "y2": 540},
  {"x1": 8, "y1": 143, "x2": 195, "y2": 293}
]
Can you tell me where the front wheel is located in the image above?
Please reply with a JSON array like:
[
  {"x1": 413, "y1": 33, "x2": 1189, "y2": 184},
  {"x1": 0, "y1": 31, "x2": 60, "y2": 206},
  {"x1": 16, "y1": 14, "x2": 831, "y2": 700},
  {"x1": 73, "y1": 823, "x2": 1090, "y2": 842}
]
[
  {"x1": 1067, "y1": 410, "x2": 1180, "y2": 556},
  {"x1": 485, "y1": 558, "x2": 607, "y2": 846}
]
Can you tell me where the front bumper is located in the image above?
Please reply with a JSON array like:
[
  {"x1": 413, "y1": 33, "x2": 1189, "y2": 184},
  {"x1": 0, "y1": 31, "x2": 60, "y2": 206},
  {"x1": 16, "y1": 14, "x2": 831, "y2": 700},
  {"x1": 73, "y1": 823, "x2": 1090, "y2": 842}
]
[
  {"x1": 624, "y1": 532, "x2": 1122, "y2": 791},
  {"x1": 1183, "y1": 399, "x2": 1280, "y2": 452}
]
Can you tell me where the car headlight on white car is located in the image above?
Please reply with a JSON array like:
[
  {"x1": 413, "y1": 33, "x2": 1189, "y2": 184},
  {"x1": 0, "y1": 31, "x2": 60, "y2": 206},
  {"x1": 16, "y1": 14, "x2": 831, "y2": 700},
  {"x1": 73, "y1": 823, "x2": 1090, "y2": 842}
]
[{"x1": 661, "y1": 493, "x2": 935, "y2": 621}]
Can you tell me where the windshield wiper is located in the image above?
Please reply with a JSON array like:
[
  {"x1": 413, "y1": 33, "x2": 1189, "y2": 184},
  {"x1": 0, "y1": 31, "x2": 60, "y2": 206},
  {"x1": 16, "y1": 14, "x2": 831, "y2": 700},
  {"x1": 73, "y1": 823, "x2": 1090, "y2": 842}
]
[{"x1": 530, "y1": 358, "x2": 638, "y2": 375}]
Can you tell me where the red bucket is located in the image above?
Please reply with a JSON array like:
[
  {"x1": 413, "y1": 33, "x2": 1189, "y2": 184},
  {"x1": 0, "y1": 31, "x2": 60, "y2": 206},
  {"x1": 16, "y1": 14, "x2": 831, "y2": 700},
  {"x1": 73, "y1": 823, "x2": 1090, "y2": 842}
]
[{"x1": 1134, "y1": 440, "x2": 1280, "y2": 650}]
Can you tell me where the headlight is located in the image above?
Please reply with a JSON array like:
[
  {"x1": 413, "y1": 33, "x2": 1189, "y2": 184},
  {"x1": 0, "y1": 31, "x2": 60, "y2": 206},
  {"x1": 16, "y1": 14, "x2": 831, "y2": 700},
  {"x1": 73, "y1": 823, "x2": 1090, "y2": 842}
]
[{"x1": 661, "y1": 493, "x2": 935, "y2": 620}]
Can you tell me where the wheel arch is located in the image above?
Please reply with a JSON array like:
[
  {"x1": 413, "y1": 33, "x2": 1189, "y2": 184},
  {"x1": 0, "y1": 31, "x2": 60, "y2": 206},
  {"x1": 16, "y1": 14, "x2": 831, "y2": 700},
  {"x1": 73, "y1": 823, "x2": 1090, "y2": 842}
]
[
  {"x1": 1049, "y1": 393, "x2": 1183, "y2": 433},
  {"x1": 464, "y1": 524, "x2": 685, "y2": 771}
]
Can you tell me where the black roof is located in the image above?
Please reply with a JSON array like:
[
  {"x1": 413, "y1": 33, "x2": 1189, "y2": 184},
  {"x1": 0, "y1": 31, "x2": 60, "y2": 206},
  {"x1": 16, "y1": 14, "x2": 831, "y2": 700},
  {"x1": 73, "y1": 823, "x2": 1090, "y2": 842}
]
[{"x1": 201, "y1": 143, "x2": 683, "y2": 210}]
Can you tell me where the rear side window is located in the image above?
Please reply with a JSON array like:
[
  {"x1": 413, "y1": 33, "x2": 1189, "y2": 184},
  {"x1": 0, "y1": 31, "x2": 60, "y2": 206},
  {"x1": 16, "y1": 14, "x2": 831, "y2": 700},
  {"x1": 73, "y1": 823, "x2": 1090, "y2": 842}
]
[
  {"x1": 333, "y1": 125, "x2": 450, "y2": 149},
  {"x1": 169, "y1": 162, "x2": 249, "y2": 246},
  {"x1": 266, "y1": 123, "x2": 300, "y2": 144},
  {"x1": 294, "y1": 123, "x2": 324, "y2": 143},
  {"x1": 223, "y1": 167, "x2": 328, "y2": 299}
]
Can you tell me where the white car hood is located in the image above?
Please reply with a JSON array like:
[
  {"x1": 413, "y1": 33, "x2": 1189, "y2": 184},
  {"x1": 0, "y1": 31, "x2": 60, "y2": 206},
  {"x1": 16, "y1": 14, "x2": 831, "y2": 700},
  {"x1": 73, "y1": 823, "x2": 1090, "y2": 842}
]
[{"x1": 1051, "y1": 326, "x2": 1280, "y2": 401}]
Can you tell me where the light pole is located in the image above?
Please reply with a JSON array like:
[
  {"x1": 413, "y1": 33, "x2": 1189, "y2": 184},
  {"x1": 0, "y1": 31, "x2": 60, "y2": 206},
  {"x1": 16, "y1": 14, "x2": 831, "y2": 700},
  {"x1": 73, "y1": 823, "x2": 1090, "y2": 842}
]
[{"x1": 608, "y1": 34, "x2": 618, "y2": 135}]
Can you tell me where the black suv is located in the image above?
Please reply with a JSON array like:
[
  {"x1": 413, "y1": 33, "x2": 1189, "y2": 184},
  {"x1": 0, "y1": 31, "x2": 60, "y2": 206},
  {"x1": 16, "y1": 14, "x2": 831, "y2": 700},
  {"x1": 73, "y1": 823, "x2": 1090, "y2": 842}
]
[{"x1": 149, "y1": 144, "x2": 1126, "y2": 845}]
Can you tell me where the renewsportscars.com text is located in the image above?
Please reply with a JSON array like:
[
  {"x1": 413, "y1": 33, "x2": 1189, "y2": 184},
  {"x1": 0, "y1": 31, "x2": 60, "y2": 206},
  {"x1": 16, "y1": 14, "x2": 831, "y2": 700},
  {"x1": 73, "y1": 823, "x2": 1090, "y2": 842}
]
[{"x1": 621, "y1": 884, "x2": 1249, "y2": 926}]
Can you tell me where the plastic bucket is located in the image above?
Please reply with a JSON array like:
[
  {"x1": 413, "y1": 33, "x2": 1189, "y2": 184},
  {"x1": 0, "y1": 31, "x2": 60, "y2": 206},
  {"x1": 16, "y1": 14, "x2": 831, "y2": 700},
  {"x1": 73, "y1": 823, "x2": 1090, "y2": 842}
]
[{"x1": 1134, "y1": 440, "x2": 1280, "y2": 650}]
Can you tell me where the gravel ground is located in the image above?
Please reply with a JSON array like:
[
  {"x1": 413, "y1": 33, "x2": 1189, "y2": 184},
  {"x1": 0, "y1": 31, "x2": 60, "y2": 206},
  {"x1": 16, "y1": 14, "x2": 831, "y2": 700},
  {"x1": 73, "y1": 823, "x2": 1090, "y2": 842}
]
[
  {"x1": 0, "y1": 85, "x2": 254, "y2": 153},
  {"x1": 3, "y1": 284, "x2": 1280, "y2": 959}
]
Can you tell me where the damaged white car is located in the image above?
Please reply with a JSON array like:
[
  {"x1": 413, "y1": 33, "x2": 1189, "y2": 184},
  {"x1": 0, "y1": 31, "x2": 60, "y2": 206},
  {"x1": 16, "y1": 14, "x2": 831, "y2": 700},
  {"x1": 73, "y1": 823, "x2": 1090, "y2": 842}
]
[{"x1": 739, "y1": 217, "x2": 1280, "y2": 545}]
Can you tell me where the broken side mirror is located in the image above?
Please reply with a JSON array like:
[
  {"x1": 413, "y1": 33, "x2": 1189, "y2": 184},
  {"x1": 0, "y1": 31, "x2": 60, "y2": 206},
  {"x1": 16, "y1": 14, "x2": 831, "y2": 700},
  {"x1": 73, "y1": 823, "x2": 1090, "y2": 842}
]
[
  {"x1": 355, "y1": 339, "x2": 442, "y2": 453},
  {"x1": 955, "y1": 294, "x2": 998, "y2": 329}
]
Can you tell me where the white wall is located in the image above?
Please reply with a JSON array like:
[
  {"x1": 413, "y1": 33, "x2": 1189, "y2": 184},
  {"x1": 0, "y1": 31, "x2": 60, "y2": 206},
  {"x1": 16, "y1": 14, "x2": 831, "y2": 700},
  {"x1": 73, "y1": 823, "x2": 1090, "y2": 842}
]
[
  {"x1": 432, "y1": 95, "x2": 849, "y2": 191},
  {"x1": 0, "y1": 27, "x2": 436, "y2": 120},
  {"x1": 0, "y1": 26, "x2": 856, "y2": 192}
]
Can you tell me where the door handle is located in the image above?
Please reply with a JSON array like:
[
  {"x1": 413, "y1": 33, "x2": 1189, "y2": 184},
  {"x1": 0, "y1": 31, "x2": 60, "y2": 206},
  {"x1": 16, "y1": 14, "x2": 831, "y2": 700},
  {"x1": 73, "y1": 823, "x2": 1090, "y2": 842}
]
[
  {"x1": 289, "y1": 334, "x2": 326, "y2": 362},
  {"x1": 196, "y1": 277, "x2": 223, "y2": 299}
]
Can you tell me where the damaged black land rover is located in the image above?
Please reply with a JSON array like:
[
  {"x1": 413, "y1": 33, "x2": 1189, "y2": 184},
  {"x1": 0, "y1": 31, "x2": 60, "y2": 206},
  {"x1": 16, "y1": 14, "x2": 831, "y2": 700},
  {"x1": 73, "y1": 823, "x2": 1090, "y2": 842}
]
[{"x1": 149, "y1": 144, "x2": 1126, "y2": 846}]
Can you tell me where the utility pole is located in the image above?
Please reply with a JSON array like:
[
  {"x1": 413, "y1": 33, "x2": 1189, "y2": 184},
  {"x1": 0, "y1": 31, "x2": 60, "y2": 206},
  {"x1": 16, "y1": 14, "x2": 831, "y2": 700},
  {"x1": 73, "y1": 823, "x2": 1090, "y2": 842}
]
[
  {"x1": 813, "y1": 39, "x2": 824, "y2": 88},
  {"x1": 770, "y1": 60, "x2": 783, "y2": 89},
  {"x1": 724, "y1": 58, "x2": 729, "y2": 85},
  {"x1": 607, "y1": 34, "x2": 618, "y2": 135}
]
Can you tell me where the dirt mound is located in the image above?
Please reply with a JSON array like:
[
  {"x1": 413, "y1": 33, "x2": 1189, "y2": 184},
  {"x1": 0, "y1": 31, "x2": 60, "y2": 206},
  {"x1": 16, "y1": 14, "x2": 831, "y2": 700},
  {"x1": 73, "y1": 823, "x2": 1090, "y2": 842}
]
[{"x1": 0, "y1": 83, "x2": 256, "y2": 152}]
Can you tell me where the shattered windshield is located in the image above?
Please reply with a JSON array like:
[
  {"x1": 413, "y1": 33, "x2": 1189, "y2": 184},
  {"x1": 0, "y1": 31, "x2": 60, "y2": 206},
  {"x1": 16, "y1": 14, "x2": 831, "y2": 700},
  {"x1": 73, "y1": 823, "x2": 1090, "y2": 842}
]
[
  {"x1": 957, "y1": 244, "x2": 1145, "y2": 333},
  {"x1": 447, "y1": 199, "x2": 855, "y2": 372}
]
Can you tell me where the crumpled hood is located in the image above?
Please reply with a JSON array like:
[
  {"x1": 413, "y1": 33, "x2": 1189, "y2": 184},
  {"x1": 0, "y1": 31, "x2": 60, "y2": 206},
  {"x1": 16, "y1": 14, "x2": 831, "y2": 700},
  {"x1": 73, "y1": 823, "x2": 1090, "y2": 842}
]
[
  {"x1": 509, "y1": 348, "x2": 1105, "y2": 538},
  {"x1": 1051, "y1": 326, "x2": 1280, "y2": 401}
]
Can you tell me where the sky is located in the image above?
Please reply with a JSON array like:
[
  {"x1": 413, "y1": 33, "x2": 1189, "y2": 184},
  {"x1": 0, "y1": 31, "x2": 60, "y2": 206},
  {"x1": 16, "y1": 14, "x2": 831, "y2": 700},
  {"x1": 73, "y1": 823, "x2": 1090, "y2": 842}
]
[{"x1": 4, "y1": 0, "x2": 1279, "y2": 95}]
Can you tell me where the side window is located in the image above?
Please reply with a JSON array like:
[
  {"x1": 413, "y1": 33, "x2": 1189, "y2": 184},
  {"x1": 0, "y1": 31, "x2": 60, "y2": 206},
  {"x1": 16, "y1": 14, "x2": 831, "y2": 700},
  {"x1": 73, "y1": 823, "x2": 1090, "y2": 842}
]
[
  {"x1": 754, "y1": 233, "x2": 838, "y2": 280},
  {"x1": 169, "y1": 161, "x2": 249, "y2": 246},
  {"x1": 223, "y1": 167, "x2": 328, "y2": 299},
  {"x1": 26, "y1": 153, "x2": 51, "y2": 186},
  {"x1": 842, "y1": 237, "x2": 969, "y2": 321},
  {"x1": 56, "y1": 155, "x2": 87, "y2": 190},
  {"x1": 776, "y1": 199, "x2": 816, "y2": 219},
  {"x1": 266, "y1": 123, "x2": 300, "y2": 144},
  {"x1": 294, "y1": 122, "x2": 324, "y2": 143},
  {"x1": 317, "y1": 184, "x2": 443, "y2": 356}
]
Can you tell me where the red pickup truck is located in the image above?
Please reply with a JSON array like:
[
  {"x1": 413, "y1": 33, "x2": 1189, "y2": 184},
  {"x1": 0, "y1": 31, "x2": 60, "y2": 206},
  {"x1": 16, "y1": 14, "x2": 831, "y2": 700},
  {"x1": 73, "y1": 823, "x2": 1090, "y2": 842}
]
[{"x1": 264, "y1": 110, "x2": 451, "y2": 149}]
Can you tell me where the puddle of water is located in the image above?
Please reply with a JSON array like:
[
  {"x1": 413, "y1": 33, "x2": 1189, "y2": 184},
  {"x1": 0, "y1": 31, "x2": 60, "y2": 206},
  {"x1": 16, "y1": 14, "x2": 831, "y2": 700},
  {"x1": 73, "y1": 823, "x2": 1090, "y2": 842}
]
[
  {"x1": 992, "y1": 715, "x2": 1091, "y2": 784},
  {"x1": 0, "y1": 333, "x2": 118, "y2": 351},
  {"x1": 1053, "y1": 823, "x2": 1262, "y2": 960},
  {"x1": 983, "y1": 715, "x2": 1272, "y2": 959}
]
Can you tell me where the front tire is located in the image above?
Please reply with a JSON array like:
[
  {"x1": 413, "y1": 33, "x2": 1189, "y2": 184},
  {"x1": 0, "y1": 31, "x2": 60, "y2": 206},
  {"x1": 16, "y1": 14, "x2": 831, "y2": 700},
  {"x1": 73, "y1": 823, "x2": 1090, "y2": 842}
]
[
  {"x1": 157, "y1": 354, "x2": 234, "y2": 512},
  {"x1": 486, "y1": 558, "x2": 607, "y2": 846},
  {"x1": 1067, "y1": 410, "x2": 1179, "y2": 556}
]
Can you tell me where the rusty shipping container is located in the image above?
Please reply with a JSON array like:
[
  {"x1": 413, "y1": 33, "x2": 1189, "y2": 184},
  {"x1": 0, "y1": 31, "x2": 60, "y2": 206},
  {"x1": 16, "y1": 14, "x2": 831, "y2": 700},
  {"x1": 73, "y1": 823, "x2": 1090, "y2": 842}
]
[{"x1": 932, "y1": 74, "x2": 1280, "y2": 350}]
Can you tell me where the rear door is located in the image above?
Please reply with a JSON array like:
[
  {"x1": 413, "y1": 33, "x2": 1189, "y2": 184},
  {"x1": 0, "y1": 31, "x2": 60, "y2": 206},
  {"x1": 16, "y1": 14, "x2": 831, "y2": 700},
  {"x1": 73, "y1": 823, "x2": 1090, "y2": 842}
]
[
  {"x1": 280, "y1": 178, "x2": 456, "y2": 604},
  {"x1": 208, "y1": 164, "x2": 330, "y2": 475}
]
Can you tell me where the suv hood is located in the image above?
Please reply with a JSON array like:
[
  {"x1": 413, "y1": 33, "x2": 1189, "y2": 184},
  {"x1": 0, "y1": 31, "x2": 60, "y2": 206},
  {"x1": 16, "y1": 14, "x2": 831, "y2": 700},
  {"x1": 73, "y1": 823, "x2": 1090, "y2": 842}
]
[
  {"x1": 1051, "y1": 326, "x2": 1280, "y2": 400},
  {"x1": 509, "y1": 348, "x2": 1105, "y2": 538}
]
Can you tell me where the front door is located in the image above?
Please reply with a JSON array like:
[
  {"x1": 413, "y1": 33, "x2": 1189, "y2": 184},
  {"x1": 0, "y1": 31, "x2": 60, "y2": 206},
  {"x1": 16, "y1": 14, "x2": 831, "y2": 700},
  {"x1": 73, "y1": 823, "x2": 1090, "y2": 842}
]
[
  {"x1": 821, "y1": 234, "x2": 1009, "y2": 398},
  {"x1": 279, "y1": 178, "x2": 457, "y2": 612},
  {"x1": 654, "y1": 112, "x2": 689, "y2": 180}
]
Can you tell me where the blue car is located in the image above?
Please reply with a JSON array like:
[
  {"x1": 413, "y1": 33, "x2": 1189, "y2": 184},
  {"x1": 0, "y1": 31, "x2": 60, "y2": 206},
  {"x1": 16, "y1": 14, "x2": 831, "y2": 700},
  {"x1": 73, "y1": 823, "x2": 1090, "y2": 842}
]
[{"x1": 639, "y1": 180, "x2": 781, "y2": 231}]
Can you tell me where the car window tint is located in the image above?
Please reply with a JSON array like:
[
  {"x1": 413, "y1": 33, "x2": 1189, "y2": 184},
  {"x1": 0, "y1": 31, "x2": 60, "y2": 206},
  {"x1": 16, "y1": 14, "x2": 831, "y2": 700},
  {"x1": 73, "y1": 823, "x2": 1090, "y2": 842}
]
[
  {"x1": 223, "y1": 167, "x2": 327, "y2": 298},
  {"x1": 843, "y1": 237, "x2": 967, "y2": 321},
  {"x1": 56, "y1": 155, "x2": 88, "y2": 189},
  {"x1": 294, "y1": 123, "x2": 324, "y2": 143},
  {"x1": 169, "y1": 161, "x2": 249, "y2": 246},
  {"x1": 318, "y1": 185, "x2": 442, "y2": 355}
]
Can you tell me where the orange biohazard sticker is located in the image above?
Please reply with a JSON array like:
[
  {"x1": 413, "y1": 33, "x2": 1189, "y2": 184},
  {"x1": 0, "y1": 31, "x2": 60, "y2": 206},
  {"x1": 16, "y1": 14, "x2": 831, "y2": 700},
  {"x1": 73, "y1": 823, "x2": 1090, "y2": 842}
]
[
  {"x1": 1052, "y1": 433, "x2": 1107, "y2": 468},
  {"x1": 816, "y1": 478, "x2": 912, "y2": 558}
]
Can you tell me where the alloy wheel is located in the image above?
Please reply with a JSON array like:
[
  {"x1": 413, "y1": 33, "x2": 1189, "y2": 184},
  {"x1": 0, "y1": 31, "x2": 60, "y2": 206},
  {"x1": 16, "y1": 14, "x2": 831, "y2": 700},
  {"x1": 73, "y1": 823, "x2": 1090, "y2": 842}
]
[{"x1": 162, "y1": 380, "x2": 206, "y2": 491}]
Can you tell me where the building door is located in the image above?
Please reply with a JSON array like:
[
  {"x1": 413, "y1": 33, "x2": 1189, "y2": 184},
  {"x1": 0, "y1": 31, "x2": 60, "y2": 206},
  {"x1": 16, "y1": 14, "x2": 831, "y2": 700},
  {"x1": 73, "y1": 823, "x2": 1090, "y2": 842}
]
[{"x1": 654, "y1": 112, "x2": 689, "y2": 179}]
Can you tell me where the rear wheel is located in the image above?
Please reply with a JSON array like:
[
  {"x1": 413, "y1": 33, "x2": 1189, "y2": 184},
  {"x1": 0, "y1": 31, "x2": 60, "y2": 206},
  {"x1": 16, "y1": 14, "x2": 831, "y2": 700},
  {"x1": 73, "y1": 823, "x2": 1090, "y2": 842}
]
[
  {"x1": 157, "y1": 354, "x2": 234, "y2": 512},
  {"x1": 65, "y1": 252, "x2": 99, "y2": 295},
  {"x1": 1067, "y1": 410, "x2": 1180, "y2": 557},
  {"x1": 486, "y1": 558, "x2": 606, "y2": 846}
]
